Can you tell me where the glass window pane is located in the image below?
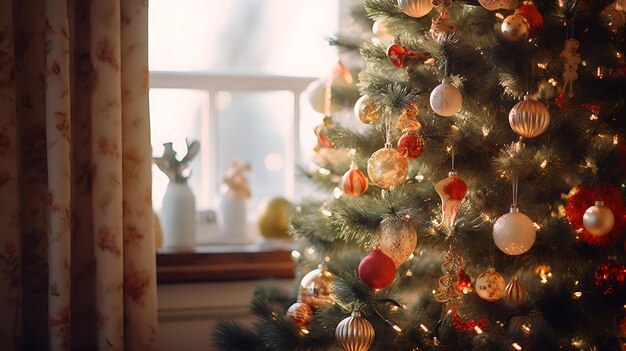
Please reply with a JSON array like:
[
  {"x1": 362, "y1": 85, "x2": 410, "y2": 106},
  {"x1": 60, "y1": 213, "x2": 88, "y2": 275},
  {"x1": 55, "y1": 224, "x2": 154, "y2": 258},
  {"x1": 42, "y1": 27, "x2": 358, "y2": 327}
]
[
  {"x1": 149, "y1": 0, "x2": 339, "y2": 76},
  {"x1": 217, "y1": 91, "x2": 292, "y2": 214},
  {"x1": 150, "y1": 89, "x2": 208, "y2": 211}
]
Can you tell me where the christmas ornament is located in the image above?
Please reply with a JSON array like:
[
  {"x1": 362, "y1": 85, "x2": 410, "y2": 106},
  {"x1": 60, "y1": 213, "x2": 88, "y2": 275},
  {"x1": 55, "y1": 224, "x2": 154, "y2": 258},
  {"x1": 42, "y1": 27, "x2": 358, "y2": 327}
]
[
  {"x1": 457, "y1": 269, "x2": 472, "y2": 294},
  {"x1": 601, "y1": 4, "x2": 625, "y2": 32},
  {"x1": 335, "y1": 312, "x2": 375, "y2": 351},
  {"x1": 396, "y1": 103, "x2": 421, "y2": 131},
  {"x1": 314, "y1": 122, "x2": 333, "y2": 151},
  {"x1": 434, "y1": 171, "x2": 467, "y2": 229},
  {"x1": 493, "y1": 206, "x2": 536, "y2": 255},
  {"x1": 367, "y1": 146, "x2": 408, "y2": 189},
  {"x1": 354, "y1": 95, "x2": 380, "y2": 124},
  {"x1": 515, "y1": 2, "x2": 542, "y2": 34},
  {"x1": 435, "y1": 248, "x2": 466, "y2": 314},
  {"x1": 387, "y1": 44, "x2": 408, "y2": 68},
  {"x1": 372, "y1": 19, "x2": 394, "y2": 44},
  {"x1": 504, "y1": 276, "x2": 527, "y2": 305},
  {"x1": 299, "y1": 263, "x2": 335, "y2": 307},
  {"x1": 398, "y1": 0, "x2": 434, "y2": 18},
  {"x1": 257, "y1": 197, "x2": 294, "y2": 239},
  {"x1": 583, "y1": 201, "x2": 615, "y2": 237},
  {"x1": 475, "y1": 268, "x2": 506, "y2": 302},
  {"x1": 500, "y1": 14, "x2": 530, "y2": 42},
  {"x1": 560, "y1": 38, "x2": 581, "y2": 98},
  {"x1": 306, "y1": 79, "x2": 338, "y2": 114},
  {"x1": 478, "y1": 0, "x2": 516, "y2": 10},
  {"x1": 430, "y1": 79, "x2": 462, "y2": 117},
  {"x1": 379, "y1": 216, "x2": 417, "y2": 267},
  {"x1": 508, "y1": 95, "x2": 550, "y2": 138},
  {"x1": 594, "y1": 260, "x2": 626, "y2": 295},
  {"x1": 565, "y1": 184, "x2": 625, "y2": 246},
  {"x1": 286, "y1": 302, "x2": 313, "y2": 327},
  {"x1": 397, "y1": 131, "x2": 424, "y2": 159},
  {"x1": 358, "y1": 249, "x2": 397, "y2": 289},
  {"x1": 342, "y1": 162, "x2": 369, "y2": 197},
  {"x1": 430, "y1": 1, "x2": 455, "y2": 42}
]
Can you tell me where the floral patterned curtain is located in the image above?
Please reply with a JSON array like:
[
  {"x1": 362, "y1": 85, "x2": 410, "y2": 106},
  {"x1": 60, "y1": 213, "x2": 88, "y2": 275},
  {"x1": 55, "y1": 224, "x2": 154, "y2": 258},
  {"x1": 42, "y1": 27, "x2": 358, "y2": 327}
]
[{"x1": 0, "y1": 0, "x2": 157, "y2": 350}]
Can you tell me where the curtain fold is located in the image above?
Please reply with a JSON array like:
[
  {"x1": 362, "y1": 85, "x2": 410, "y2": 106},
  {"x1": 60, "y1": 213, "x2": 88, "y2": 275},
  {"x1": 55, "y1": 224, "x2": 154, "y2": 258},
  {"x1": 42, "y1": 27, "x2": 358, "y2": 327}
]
[{"x1": 0, "y1": 0, "x2": 157, "y2": 350}]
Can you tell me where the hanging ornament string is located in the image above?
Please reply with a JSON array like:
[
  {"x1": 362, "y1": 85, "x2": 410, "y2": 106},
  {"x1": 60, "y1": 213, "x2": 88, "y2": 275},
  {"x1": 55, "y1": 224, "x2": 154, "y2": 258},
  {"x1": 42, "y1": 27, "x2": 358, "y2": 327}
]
[
  {"x1": 512, "y1": 171, "x2": 519, "y2": 208},
  {"x1": 450, "y1": 146, "x2": 455, "y2": 172},
  {"x1": 323, "y1": 77, "x2": 332, "y2": 117}
]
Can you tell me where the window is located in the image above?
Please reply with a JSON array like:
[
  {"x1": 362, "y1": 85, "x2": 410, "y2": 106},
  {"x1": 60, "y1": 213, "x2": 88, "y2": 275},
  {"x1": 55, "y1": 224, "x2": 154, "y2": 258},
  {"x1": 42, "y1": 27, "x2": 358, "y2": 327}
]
[{"x1": 149, "y1": 1, "x2": 341, "y2": 240}]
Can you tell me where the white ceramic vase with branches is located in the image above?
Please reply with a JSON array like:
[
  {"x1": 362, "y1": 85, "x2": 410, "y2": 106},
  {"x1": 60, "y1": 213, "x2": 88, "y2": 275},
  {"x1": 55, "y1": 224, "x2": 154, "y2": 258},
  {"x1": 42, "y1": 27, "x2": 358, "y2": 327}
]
[{"x1": 154, "y1": 140, "x2": 200, "y2": 250}]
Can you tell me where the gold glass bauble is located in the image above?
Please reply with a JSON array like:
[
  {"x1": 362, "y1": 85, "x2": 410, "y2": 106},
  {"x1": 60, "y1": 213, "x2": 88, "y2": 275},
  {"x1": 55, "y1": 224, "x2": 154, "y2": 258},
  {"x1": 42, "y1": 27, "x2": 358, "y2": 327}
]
[
  {"x1": 257, "y1": 197, "x2": 294, "y2": 239},
  {"x1": 298, "y1": 264, "x2": 335, "y2": 308},
  {"x1": 354, "y1": 95, "x2": 380, "y2": 124},
  {"x1": 508, "y1": 95, "x2": 550, "y2": 138},
  {"x1": 379, "y1": 217, "x2": 416, "y2": 267},
  {"x1": 367, "y1": 147, "x2": 408, "y2": 189},
  {"x1": 335, "y1": 313, "x2": 375, "y2": 351}
]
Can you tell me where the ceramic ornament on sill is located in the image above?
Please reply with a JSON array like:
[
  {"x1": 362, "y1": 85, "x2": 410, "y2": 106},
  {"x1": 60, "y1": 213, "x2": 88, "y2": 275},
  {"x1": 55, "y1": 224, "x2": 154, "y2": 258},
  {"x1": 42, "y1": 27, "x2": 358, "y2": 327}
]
[
  {"x1": 154, "y1": 140, "x2": 200, "y2": 250},
  {"x1": 217, "y1": 160, "x2": 252, "y2": 243}
]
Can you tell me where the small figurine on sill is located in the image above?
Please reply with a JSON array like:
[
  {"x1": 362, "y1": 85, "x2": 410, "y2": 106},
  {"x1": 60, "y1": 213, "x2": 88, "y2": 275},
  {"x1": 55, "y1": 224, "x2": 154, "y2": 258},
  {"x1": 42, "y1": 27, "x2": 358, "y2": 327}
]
[
  {"x1": 218, "y1": 160, "x2": 252, "y2": 243},
  {"x1": 154, "y1": 139, "x2": 200, "y2": 250}
]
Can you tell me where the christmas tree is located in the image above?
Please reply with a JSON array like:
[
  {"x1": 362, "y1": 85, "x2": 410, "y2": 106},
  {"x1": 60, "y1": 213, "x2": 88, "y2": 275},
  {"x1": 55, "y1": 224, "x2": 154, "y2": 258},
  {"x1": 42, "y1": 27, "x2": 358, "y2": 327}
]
[{"x1": 213, "y1": 1, "x2": 626, "y2": 350}]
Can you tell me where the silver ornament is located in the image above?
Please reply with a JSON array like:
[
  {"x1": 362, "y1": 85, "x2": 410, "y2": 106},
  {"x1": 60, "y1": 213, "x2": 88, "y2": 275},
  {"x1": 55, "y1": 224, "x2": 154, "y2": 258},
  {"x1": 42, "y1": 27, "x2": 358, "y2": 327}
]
[
  {"x1": 493, "y1": 206, "x2": 536, "y2": 255},
  {"x1": 335, "y1": 313, "x2": 375, "y2": 351},
  {"x1": 501, "y1": 14, "x2": 530, "y2": 42},
  {"x1": 478, "y1": 0, "x2": 516, "y2": 10},
  {"x1": 583, "y1": 201, "x2": 615, "y2": 237},
  {"x1": 508, "y1": 95, "x2": 550, "y2": 138},
  {"x1": 398, "y1": 0, "x2": 434, "y2": 18},
  {"x1": 601, "y1": 4, "x2": 625, "y2": 32},
  {"x1": 379, "y1": 217, "x2": 417, "y2": 267}
]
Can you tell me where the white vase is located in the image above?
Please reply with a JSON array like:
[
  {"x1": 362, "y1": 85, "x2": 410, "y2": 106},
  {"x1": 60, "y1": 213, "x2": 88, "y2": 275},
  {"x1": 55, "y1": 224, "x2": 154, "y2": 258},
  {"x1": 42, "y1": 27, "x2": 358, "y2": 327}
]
[
  {"x1": 161, "y1": 182, "x2": 196, "y2": 250},
  {"x1": 217, "y1": 195, "x2": 248, "y2": 243}
]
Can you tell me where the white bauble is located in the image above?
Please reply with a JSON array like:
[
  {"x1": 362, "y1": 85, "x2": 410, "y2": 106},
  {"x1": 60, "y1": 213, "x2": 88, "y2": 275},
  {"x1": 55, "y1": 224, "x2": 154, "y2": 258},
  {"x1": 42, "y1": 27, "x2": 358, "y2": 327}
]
[
  {"x1": 379, "y1": 217, "x2": 417, "y2": 267},
  {"x1": 372, "y1": 19, "x2": 394, "y2": 44},
  {"x1": 305, "y1": 79, "x2": 339, "y2": 114},
  {"x1": 398, "y1": 0, "x2": 434, "y2": 18},
  {"x1": 583, "y1": 201, "x2": 615, "y2": 237},
  {"x1": 429, "y1": 79, "x2": 462, "y2": 117},
  {"x1": 501, "y1": 14, "x2": 530, "y2": 42},
  {"x1": 493, "y1": 206, "x2": 536, "y2": 255}
]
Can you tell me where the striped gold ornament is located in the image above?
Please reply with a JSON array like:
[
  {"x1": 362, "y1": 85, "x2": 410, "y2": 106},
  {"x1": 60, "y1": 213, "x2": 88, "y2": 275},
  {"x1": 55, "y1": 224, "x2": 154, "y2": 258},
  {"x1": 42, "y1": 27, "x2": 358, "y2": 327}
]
[
  {"x1": 508, "y1": 95, "x2": 550, "y2": 138},
  {"x1": 504, "y1": 276, "x2": 528, "y2": 305},
  {"x1": 342, "y1": 162, "x2": 369, "y2": 196},
  {"x1": 397, "y1": 0, "x2": 434, "y2": 18},
  {"x1": 335, "y1": 313, "x2": 375, "y2": 351}
]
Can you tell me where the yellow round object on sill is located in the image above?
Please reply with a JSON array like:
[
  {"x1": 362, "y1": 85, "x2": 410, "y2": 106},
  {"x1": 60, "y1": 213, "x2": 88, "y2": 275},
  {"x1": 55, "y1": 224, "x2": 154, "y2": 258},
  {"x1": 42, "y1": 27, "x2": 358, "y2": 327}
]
[{"x1": 257, "y1": 197, "x2": 294, "y2": 239}]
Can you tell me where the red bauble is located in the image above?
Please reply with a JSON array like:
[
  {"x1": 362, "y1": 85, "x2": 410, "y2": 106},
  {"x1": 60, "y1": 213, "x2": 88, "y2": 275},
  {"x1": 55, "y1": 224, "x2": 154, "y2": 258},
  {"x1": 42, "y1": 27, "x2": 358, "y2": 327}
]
[
  {"x1": 342, "y1": 162, "x2": 369, "y2": 196},
  {"x1": 314, "y1": 125, "x2": 333, "y2": 148},
  {"x1": 565, "y1": 184, "x2": 625, "y2": 246},
  {"x1": 387, "y1": 44, "x2": 408, "y2": 68},
  {"x1": 397, "y1": 131, "x2": 424, "y2": 159},
  {"x1": 594, "y1": 261, "x2": 626, "y2": 295},
  {"x1": 457, "y1": 269, "x2": 472, "y2": 293},
  {"x1": 516, "y1": 2, "x2": 543, "y2": 34},
  {"x1": 286, "y1": 302, "x2": 313, "y2": 327},
  {"x1": 358, "y1": 249, "x2": 396, "y2": 289}
]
